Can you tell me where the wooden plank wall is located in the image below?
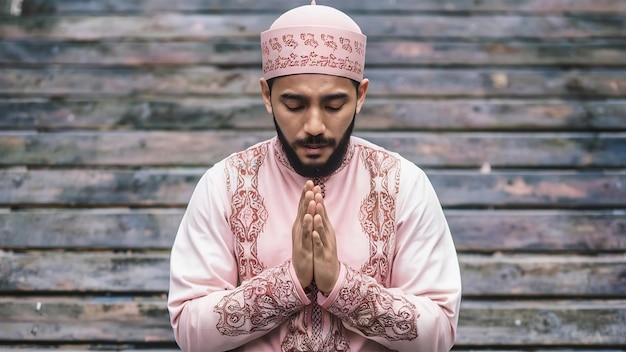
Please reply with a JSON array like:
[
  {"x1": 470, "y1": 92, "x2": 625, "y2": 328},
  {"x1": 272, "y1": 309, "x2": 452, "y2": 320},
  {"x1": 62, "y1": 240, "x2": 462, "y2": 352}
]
[{"x1": 1, "y1": 0, "x2": 626, "y2": 351}]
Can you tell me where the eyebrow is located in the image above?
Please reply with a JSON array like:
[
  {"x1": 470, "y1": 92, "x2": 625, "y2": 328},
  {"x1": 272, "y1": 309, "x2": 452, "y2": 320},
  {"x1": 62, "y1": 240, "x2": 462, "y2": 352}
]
[{"x1": 279, "y1": 92, "x2": 350, "y2": 102}]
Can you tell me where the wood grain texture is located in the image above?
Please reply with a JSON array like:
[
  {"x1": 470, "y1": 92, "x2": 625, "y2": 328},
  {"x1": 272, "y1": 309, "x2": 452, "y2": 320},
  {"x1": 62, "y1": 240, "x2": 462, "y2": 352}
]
[
  {"x1": 0, "y1": 297, "x2": 624, "y2": 345},
  {"x1": 13, "y1": 0, "x2": 626, "y2": 15},
  {"x1": 1, "y1": 131, "x2": 625, "y2": 168},
  {"x1": 1, "y1": 15, "x2": 625, "y2": 40},
  {"x1": 1, "y1": 169, "x2": 625, "y2": 208},
  {"x1": 1, "y1": 253, "x2": 625, "y2": 296},
  {"x1": 2, "y1": 40, "x2": 626, "y2": 67},
  {"x1": 2, "y1": 68, "x2": 626, "y2": 98},
  {"x1": 1, "y1": 210, "x2": 624, "y2": 252},
  {"x1": 2, "y1": 99, "x2": 625, "y2": 131}
]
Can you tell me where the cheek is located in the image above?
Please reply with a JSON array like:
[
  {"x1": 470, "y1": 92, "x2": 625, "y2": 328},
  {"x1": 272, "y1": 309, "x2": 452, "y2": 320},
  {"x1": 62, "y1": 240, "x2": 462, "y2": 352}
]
[
  {"x1": 328, "y1": 112, "x2": 355, "y2": 133},
  {"x1": 273, "y1": 113, "x2": 300, "y2": 138}
]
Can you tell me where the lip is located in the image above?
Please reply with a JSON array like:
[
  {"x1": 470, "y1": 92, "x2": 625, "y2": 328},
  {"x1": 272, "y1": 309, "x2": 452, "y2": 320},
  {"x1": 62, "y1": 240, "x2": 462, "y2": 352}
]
[{"x1": 301, "y1": 144, "x2": 326, "y2": 156}]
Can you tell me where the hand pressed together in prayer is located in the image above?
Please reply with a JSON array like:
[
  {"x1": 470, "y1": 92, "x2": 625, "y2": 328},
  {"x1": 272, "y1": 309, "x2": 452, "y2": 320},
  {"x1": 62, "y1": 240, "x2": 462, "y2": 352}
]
[{"x1": 292, "y1": 180, "x2": 340, "y2": 295}]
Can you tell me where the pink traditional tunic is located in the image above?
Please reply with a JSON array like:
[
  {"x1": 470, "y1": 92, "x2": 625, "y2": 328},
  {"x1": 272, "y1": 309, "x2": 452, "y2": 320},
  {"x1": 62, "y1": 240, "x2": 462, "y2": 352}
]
[{"x1": 168, "y1": 136, "x2": 462, "y2": 352}]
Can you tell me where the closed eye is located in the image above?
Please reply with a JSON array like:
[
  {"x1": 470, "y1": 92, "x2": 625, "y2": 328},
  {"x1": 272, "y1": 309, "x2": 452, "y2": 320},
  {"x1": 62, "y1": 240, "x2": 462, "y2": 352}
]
[
  {"x1": 285, "y1": 105, "x2": 304, "y2": 112},
  {"x1": 326, "y1": 105, "x2": 344, "y2": 112}
]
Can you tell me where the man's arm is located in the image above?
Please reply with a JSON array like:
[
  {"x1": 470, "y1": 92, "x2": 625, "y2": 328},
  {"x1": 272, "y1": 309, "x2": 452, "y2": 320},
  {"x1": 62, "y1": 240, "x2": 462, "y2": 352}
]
[
  {"x1": 319, "y1": 163, "x2": 462, "y2": 352},
  {"x1": 168, "y1": 167, "x2": 310, "y2": 351}
]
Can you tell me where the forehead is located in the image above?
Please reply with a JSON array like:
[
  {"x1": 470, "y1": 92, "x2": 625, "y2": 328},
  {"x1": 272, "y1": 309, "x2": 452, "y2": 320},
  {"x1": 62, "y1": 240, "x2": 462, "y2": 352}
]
[{"x1": 272, "y1": 74, "x2": 355, "y2": 96}]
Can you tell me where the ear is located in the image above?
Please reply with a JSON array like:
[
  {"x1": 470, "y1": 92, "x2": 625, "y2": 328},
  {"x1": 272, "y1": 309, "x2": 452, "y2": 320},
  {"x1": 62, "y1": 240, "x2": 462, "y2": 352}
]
[
  {"x1": 355, "y1": 78, "x2": 369, "y2": 114},
  {"x1": 260, "y1": 78, "x2": 273, "y2": 115}
]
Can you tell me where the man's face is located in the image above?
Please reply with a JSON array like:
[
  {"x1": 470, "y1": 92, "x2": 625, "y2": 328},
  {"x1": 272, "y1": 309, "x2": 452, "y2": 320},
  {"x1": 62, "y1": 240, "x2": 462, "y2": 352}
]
[{"x1": 261, "y1": 74, "x2": 369, "y2": 178}]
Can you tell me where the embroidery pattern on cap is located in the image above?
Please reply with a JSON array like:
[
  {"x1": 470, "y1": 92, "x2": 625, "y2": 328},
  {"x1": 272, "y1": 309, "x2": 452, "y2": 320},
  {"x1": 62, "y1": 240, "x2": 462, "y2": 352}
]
[{"x1": 262, "y1": 32, "x2": 365, "y2": 76}]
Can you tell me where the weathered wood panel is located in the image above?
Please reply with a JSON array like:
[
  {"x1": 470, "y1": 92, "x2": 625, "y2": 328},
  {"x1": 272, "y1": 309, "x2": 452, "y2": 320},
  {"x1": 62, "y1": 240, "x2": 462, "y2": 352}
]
[
  {"x1": 1, "y1": 15, "x2": 625, "y2": 41},
  {"x1": 1, "y1": 298, "x2": 625, "y2": 345},
  {"x1": 1, "y1": 0, "x2": 624, "y2": 350},
  {"x1": 1, "y1": 132, "x2": 625, "y2": 168},
  {"x1": 2, "y1": 99, "x2": 625, "y2": 131},
  {"x1": 2, "y1": 68, "x2": 626, "y2": 98},
  {"x1": 1, "y1": 169, "x2": 625, "y2": 208},
  {"x1": 456, "y1": 300, "x2": 626, "y2": 345},
  {"x1": 446, "y1": 210, "x2": 626, "y2": 253},
  {"x1": 2, "y1": 40, "x2": 626, "y2": 67},
  {"x1": 0, "y1": 349, "x2": 622, "y2": 352},
  {"x1": 13, "y1": 0, "x2": 626, "y2": 15},
  {"x1": 0, "y1": 168, "x2": 204, "y2": 207},
  {"x1": 0, "y1": 346, "x2": 622, "y2": 351},
  {"x1": 7, "y1": 0, "x2": 626, "y2": 15},
  {"x1": 1, "y1": 210, "x2": 624, "y2": 252},
  {"x1": 0, "y1": 350, "x2": 177, "y2": 352},
  {"x1": 0, "y1": 298, "x2": 172, "y2": 342},
  {"x1": 0, "y1": 209, "x2": 182, "y2": 249},
  {"x1": 1, "y1": 253, "x2": 624, "y2": 296},
  {"x1": 0, "y1": 350, "x2": 178, "y2": 352},
  {"x1": 431, "y1": 171, "x2": 626, "y2": 208}
]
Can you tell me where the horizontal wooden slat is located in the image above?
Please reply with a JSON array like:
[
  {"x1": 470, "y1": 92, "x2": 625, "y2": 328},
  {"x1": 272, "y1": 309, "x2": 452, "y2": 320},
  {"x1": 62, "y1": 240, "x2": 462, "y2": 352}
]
[
  {"x1": 1, "y1": 297, "x2": 625, "y2": 346},
  {"x1": 5, "y1": 0, "x2": 624, "y2": 15},
  {"x1": 1, "y1": 252, "x2": 624, "y2": 296},
  {"x1": 1, "y1": 15, "x2": 625, "y2": 41},
  {"x1": 1, "y1": 169, "x2": 625, "y2": 208},
  {"x1": 462, "y1": 254, "x2": 626, "y2": 296},
  {"x1": 0, "y1": 297, "x2": 173, "y2": 342},
  {"x1": 12, "y1": 0, "x2": 626, "y2": 15},
  {"x1": 447, "y1": 210, "x2": 626, "y2": 253},
  {"x1": 0, "y1": 350, "x2": 178, "y2": 352},
  {"x1": 1, "y1": 131, "x2": 625, "y2": 168},
  {"x1": 2, "y1": 68, "x2": 626, "y2": 98},
  {"x1": 456, "y1": 300, "x2": 626, "y2": 346},
  {"x1": 0, "y1": 209, "x2": 182, "y2": 249},
  {"x1": 2, "y1": 98, "x2": 625, "y2": 131},
  {"x1": 1, "y1": 210, "x2": 624, "y2": 252},
  {"x1": 2, "y1": 40, "x2": 626, "y2": 67},
  {"x1": 0, "y1": 348, "x2": 624, "y2": 352},
  {"x1": 0, "y1": 131, "x2": 271, "y2": 167}
]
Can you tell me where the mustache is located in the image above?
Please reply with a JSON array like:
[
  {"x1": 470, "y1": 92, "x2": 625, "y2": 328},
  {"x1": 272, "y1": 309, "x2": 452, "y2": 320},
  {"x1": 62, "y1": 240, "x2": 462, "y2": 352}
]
[{"x1": 295, "y1": 135, "x2": 335, "y2": 146}]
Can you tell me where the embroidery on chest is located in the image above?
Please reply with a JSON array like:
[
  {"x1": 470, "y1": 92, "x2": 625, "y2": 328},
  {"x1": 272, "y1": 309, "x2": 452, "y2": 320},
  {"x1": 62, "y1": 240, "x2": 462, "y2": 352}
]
[
  {"x1": 226, "y1": 145, "x2": 269, "y2": 281},
  {"x1": 358, "y1": 148, "x2": 400, "y2": 285}
]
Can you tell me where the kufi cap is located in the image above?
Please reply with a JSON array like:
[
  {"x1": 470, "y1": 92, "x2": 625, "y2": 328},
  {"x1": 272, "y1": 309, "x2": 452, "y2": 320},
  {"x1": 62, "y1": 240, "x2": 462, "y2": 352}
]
[{"x1": 260, "y1": 1, "x2": 367, "y2": 81}]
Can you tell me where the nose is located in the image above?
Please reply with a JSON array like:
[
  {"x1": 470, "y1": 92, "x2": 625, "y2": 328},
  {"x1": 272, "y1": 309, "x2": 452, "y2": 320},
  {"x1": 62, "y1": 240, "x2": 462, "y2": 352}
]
[{"x1": 303, "y1": 107, "x2": 326, "y2": 136}]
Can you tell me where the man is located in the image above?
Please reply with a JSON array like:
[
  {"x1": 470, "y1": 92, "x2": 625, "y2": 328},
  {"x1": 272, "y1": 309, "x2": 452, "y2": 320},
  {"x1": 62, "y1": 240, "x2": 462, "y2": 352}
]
[{"x1": 168, "y1": 1, "x2": 462, "y2": 351}]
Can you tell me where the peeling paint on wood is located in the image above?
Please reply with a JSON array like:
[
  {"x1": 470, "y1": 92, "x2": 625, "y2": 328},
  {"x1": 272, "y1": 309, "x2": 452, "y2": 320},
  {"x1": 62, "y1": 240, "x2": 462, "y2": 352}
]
[
  {"x1": 1, "y1": 253, "x2": 625, "y2": 296},
  {"x1": 1, "y1": 169, "x2": 625, "y2": 208},
  {"x1": 1, "y1": 131, "x2": 625, "y2": 168},
  {"x1": 2, "y1": 68, "x2": 626, "y2": 98},
  {"x1": 2, "y1": 40, "x2": 626, "y2": 67},
  {"x1": 15, "y1": 0, "x2": 626, "y2": 15},
  {"x1": 1, "y1": 210, "x2": 624, "y2": 252},
  {"x1": 2, "y1": 99, "x2": 625, "y2": 131},
  {"x1": 1, "y1": 15, "x2": 625, "y2": 40}
]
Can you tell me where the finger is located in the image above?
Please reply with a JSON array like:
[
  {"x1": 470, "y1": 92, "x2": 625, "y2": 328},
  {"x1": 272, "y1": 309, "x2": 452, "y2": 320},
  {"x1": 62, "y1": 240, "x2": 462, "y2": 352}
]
[
  {"x1": 312, "y1": 230, "x2": 323, "y2": 253},
  {"x1": 307, "y1": 198, "x2": 316, "y2": 216},
  {"x1": 297, "y1": 182, "x2": 314, "y2": 212},
  {"x1": 302, "y1": 213, "x2": 314, "y2": 250},
  {"x1": 294, "y1": 182, "x2": 315, "y2": 245},
  {"x1": 313, "y1": 213, "x2": 327, "y2": 247},
  {"x1": 315, "y1": 201, "x2": 329, "y2": 228}
]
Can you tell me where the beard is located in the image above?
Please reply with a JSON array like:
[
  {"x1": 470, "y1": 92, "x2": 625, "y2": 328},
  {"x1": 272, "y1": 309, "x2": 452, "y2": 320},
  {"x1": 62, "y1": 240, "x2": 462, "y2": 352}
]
[{"x1": 274, "y1": 115, "x2": 355, "y2": 179}]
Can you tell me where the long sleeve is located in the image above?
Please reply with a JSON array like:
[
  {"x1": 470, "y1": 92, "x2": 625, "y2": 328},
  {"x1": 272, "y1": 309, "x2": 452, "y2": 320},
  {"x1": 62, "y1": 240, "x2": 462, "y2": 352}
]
[
  {"x1": 319, "y1": 162, "x2": 462, "y2": 352},
  {"x1": 167, "y1": 165, "x2": 309, "y2": 352}
]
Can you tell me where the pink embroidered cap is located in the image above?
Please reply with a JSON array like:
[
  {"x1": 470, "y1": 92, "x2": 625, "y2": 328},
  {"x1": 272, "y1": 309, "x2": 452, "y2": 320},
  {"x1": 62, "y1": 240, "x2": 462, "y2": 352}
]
[{"x1": 260, "y1": 0, "x2": 367, "y2": 81}]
